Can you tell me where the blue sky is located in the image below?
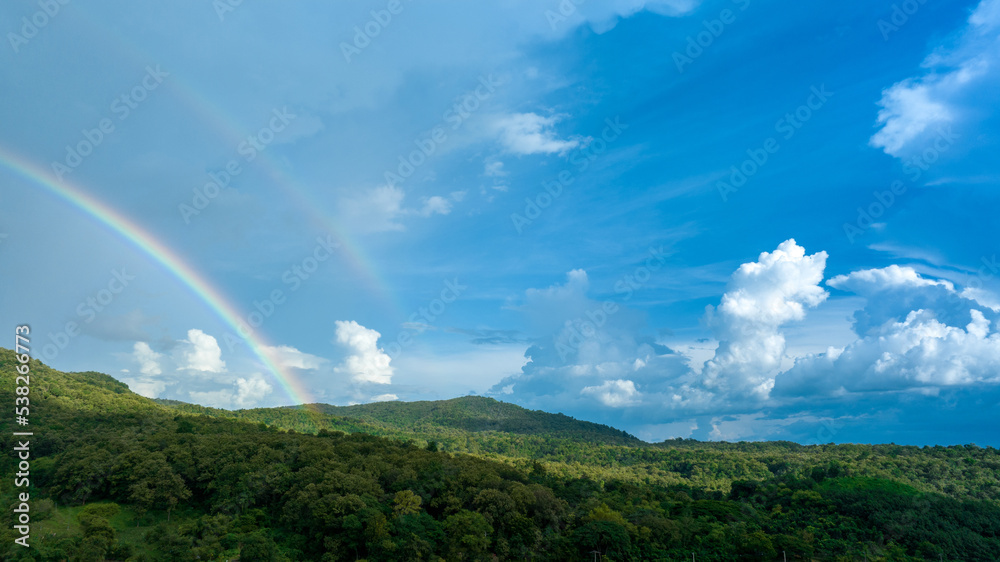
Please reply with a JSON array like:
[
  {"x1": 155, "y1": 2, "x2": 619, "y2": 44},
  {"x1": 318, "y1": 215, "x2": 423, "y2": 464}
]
[{"x1": 2, "y1": 0, "x2": 999, "y2": 445}]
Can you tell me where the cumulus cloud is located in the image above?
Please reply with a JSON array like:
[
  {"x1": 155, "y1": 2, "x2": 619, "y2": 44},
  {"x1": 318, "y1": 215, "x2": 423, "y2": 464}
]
[
  {"x1": 827, "y1": 265, "x2": 994, "y2": 337},
  {"x1": 775, "y1": 265, "x2": 1000, "y2": 399},
  {"x1": 235, "y1": 376, "x2": 274, "y2": 408},
  {"x1": 334, "y1": 320, "x2": 394, "y2": 384},
  {"x1": 178, "y1": 329, "x2": 226, "y2": 373},
  {"x1": 370, "y1": 393, "x2": 399, "y2": 402},
  {"x1": 490, "y1": 240, "x2": 1000, "y2": 444},
  {"x1": 870, "y1": 0, "x2": 1000, "y2": 157},
  {"x1": 121, "y1": 376, "x2": 168, "y2": 399},
  {"x1": 261, "y1": 345, "x2": 328, "y2": 370},
  {"x1": 701, "y1": 239, "x2": 828, "y2": 399},
  {"x1": 489, "y1": 266, "x2": 691, "y2": 425},
  {"x1": 494, "y1": 113, "x2": 582, "y2": 155},
  {"x1": 132, "y1": 342, "x2": 162, "y2": 376},
  {"x1": 776, "y1": 308, "x2": 1000, "y2": 398},
  {"x1": 187, "y1": 375, "x2": 273, "y2": 409},
  {"x1": 581, "y1": 379, "x2": 640, "y2": 407}
]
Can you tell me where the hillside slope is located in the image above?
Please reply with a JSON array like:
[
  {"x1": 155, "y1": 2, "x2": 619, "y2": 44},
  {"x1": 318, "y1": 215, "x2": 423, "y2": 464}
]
[
  {"x1": 3, "y1": 348, "x2": 1000, "y2": 561},
  {"x1": 311, "y1": 395, "x2": 642, "y2": 444}
]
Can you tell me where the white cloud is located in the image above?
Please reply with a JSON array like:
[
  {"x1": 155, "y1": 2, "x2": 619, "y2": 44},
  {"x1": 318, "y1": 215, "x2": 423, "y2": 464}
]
[
  {"x1": 870, "y1": 81, "x2": 954, "y2": 156},
  {"x1": 701, "y1": 239, "x2": 828, "y2": 399},
  {"x1": 132, "y1": 341, "x2": 162, "y2": 376},
  {"x1": 581, "y1": 379, "x2": 640, "y2": 407},
  {"x1": 261, "y1": 345, "x2": 328, "y2": 370},
  {"x1": 490, "y1": 238, "x2": 1000, "y2": 443},
  {"x1": 417, "y1": 195, "x2": 452, "y2": 217},
  {"x1": 494, "y1": 113, "x2": 582, "y2": 155},
  {"x1": 123, "y1": 377, "x2": 168, "y2": 399},
  {"x1": 484, "y1": 159, "x2": 507, "y2": 177},
  {"x1": 828, "y1": 264, "x2": 952, "y2": 292},
  {"x1": 341, "y1": 185, "x2": 407, "y2": 233},
  {"x1": 187, "y1": 375, "x2": 273, "y2": 409},
  {"x1": 178, "y1": 329, "x2": 226, "y2": 373},
  {"x1": 870, "y1": 0, "x2": 1000, "y2": 157},
  {"x1": 188, "y1": 389, "x2": 236, "y2": 409},
  {"x1": 334, "y1": 320, "x2": 394, "y2": 384},
  {"x1": 340, "y1": 186, "x2": 454, "y2": 233},
  {"x1": 777, "y1": 308, "x2": 1000, "y2": 396},
  {"x1": 235, "y1": 376, "x2": 273, "y2": 408},
  {"x1": 826, "y1": 265, "x2": 991, "y2": 337},
  {"x1": 370, "y1": 393, "x2": 399, "y2": 402}
]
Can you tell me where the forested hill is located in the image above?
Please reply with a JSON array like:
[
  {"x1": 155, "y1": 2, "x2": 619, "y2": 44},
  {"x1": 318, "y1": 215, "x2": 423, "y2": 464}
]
[
  {"x1": 155, "y1": 394, "x2": 644, "y2": 456},
  {"x1": 316, "y1": 396, "x2": 640, "y2": 443},
  {"x1": 4, "y1": 348, "x2": 1000, "y2": 561}
]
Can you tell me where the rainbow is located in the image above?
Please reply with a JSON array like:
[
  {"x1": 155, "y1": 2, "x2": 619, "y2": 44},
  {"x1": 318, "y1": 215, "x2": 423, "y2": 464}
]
[
  {"x1": 53, "y1": 8, "x2": 401, "y2": 314},
  {"x1": 0, "y1": 146, "x2": 315, "y2": 408}
]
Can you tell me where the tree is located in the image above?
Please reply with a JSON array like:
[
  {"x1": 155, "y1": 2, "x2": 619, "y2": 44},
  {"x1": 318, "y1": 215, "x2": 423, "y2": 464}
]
[
  {"x1": 393, "y1": 490, "x2": 422, "y2": 517},
  {"x1": 444, "y1": 510, "x2": 493, "y2": 559}
]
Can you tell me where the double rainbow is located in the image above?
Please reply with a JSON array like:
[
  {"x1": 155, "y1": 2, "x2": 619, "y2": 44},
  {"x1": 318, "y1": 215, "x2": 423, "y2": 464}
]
[{"x1": 0, "y1": 147, "x2": 316, "y2": 407}]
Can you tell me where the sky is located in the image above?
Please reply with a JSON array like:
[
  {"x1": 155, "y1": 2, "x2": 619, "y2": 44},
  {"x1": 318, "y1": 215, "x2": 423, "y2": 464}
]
[{"x1": 2, "y1": 0, "x2": 999, "y2": 446}]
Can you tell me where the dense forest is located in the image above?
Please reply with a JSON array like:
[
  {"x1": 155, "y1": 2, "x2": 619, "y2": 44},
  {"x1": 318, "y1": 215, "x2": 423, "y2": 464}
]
[{"x1": 1, "y1": 347, "x2": 999, "y2": 561}]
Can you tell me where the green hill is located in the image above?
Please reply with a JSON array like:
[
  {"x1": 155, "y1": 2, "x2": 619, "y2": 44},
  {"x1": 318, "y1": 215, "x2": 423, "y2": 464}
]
[
  {"x1": 3, "y1": 348, "x2": 1000, "y2": 561},
  {"x1": 312, "y1": 395, "x2": 642, "y2": 444},
  {"x1": 155, "y1": 394, "x2": 640, "y2": 445}
]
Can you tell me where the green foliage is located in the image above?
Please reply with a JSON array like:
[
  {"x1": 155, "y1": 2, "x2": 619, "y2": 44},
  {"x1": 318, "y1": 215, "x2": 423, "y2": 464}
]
[{"x1": 1, "y1": 347, "x2": 999, "y2": 561}]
